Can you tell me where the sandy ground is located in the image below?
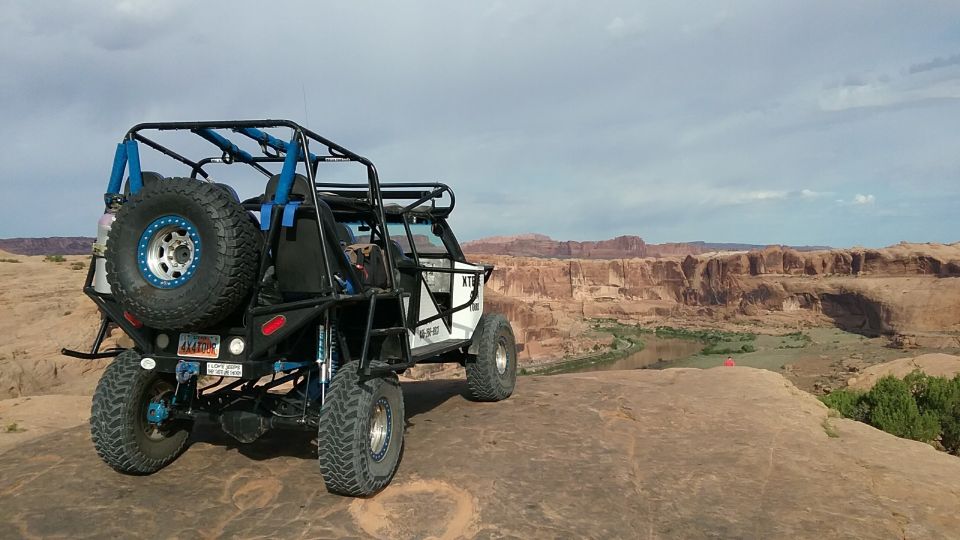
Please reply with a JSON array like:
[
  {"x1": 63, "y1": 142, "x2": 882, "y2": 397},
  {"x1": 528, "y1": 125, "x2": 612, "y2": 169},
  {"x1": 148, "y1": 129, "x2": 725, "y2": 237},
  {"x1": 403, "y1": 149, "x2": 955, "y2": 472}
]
[
  {"x1": 0, "y1": 251, "x2": 117, "y2": 399},
  {"x1": 0, "y1": 395, "x2": 91, "y2": 453}
]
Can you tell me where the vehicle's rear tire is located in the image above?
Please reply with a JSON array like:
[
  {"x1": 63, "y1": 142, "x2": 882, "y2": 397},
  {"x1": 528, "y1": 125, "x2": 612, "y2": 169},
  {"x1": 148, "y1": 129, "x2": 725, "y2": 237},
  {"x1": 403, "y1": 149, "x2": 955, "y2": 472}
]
[
  {"x1": 90, "y1": 350, "x2": 191, "y2": 474},
  {"x1": 318, "y1": 361, "x2": 405, "y2": 496},
  {"x1": 465, "y1": 313, "x2": 518, "y2": 402},
  {"x1": 106, "y1": 177, "x2": 261, "y2": 329}
]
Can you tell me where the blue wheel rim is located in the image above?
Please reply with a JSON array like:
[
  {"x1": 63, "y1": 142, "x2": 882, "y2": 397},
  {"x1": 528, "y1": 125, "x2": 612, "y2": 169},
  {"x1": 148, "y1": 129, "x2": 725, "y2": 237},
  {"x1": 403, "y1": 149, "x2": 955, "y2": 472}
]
[{"x1": 137, "y1": 215, "x2": 201, "y2": 289}]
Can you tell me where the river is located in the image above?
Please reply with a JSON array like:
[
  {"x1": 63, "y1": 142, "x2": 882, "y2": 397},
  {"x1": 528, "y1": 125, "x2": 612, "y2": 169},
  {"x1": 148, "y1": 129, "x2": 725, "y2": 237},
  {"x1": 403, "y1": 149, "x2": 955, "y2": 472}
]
[{"x1": 571, "y1": 335, "x2": 704, "y2": 373}]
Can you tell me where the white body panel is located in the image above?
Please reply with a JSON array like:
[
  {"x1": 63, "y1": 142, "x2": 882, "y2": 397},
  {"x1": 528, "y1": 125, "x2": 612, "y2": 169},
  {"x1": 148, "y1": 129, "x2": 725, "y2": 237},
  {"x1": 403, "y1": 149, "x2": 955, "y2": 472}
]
[
  {"x1": 408, "y1": 260, "x2": 484, "y2": 351},
  {"x1": 408, "y1": 280, "x2": 452, "y2": 349},
  {"x1": 450, "y1": 261, "x2": 484, "y2": 340}
]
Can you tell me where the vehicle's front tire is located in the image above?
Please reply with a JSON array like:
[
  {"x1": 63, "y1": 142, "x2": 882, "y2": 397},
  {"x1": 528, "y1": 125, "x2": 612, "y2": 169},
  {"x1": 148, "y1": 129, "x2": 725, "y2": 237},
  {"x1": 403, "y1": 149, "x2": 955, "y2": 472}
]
[
  {"x1": 465, "y1": 313, "x2": 518, "y2": 402},
  {"x1": 90, "y1": 350, "x2": 191, "y2": 474},
  {"x1": 318, "y1": 362, "x2": 405, "y2": 496},
  {"x1": 106, "y1": 177, "x2": 261, "y2": 329}
]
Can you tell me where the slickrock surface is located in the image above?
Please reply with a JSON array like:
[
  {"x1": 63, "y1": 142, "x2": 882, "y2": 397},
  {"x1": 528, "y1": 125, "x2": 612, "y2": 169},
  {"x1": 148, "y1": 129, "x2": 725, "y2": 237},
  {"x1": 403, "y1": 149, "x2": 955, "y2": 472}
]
[
  {"x1": 2, "y1": 368, "x2": 959, "y2": 539},
  {"x1": 0, "y1": 251, "x2": 115, "y2": 399},
  {"x1": 848, "y1": 353, "x2": 960, "y2": 390}
]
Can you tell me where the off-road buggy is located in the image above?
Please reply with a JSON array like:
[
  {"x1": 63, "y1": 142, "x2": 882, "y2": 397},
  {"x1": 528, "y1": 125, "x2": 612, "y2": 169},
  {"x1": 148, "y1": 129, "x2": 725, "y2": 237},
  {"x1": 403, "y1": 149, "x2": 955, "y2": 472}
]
[{"x1": 64, "y1": 120, "x2": 517, "y2": 496}]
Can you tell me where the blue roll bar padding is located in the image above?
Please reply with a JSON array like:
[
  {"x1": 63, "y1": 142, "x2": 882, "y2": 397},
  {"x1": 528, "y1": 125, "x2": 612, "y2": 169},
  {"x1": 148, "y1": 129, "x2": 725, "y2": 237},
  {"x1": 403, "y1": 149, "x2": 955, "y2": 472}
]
[
  {"x1": 194, "y1": 128, "x2": 255, "y2": 164},
  {"x1": 260, "y1": 203, "x2": 273, "y2": 231},
  {"x1": 274, "y1": 137, "x2": 301, "y2": 206},
  {"x1": 125, "y1": 139, "x2": 143, "y2": 194},
  {"x1": 281, "y1": 201, "x2": 301, "y2": 228},
  {"x1": 106, "y1": 142, "x2": 128, "y2": 195},
  {"x1": 234, "y1": 127, "x2": 319, "y2": 162}
]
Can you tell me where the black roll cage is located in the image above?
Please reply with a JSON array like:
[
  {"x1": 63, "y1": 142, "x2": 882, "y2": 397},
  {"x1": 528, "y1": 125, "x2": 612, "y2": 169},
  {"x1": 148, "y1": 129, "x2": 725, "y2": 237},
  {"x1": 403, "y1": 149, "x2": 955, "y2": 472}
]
[{"x1": 67, "y1": 120, "x2": 486, "y2": 378}]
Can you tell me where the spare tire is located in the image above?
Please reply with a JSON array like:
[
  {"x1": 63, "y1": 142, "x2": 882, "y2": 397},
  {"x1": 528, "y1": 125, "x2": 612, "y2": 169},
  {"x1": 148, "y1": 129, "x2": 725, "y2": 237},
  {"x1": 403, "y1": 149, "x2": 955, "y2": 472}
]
[{"x1": 106, "y1": 178, "x2": 261, "y2": 329}]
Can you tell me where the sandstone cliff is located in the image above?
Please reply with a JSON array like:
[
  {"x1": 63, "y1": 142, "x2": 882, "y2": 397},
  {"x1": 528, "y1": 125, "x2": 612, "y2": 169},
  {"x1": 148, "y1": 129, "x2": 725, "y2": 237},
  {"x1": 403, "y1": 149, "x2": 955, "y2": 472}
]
[
  {"x1": 463, "y1": 233, "x2": 831, "y2": 259},
  {"x1": 464, "y1": 233, "x2": 649, "y2": 258},
  {"x1": 469, "y1": 242, "x2": 960, "y2": 360}
]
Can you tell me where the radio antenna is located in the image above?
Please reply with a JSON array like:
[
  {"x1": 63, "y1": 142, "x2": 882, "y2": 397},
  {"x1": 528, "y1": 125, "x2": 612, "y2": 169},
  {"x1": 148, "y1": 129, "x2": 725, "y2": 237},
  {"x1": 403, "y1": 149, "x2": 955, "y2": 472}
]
[{"x1": 302, "y1": 83, "x2": 310, "y2": 128}]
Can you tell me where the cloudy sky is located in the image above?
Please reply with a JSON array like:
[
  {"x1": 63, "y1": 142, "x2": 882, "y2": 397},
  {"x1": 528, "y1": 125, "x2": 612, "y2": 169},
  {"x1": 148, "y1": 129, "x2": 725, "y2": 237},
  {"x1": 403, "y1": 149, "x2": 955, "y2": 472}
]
[{"x1": 1, "y1": 1, "x2": 959, "y2": 248}]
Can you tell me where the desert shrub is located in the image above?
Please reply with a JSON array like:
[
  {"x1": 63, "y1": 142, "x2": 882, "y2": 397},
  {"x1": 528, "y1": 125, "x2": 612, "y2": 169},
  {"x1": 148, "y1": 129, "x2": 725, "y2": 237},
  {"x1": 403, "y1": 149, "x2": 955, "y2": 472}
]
[
  {"x1": 863, "y1": 376, "x2": 940, "y2": 441},
  {"x1": 69, "y1": 262, "x2": 86, "y2": 270},
  {"x1": 44, "y1": 255, "x2": 65, "y2": 263},
  {"x1": 820, "y1": 389, "x2": 870, "y2": 422},
  {"x1": 784, "y1": 331, "x2": 813, "y2": 343},
  {"x1": 906, "y1": 372, "x2": 960, "y2": 453},
  {"x1": 821, "y1": 372, "x2": 960, "y2": 448},
  {"x1": 653, "y1": 326, "x2": 755, "y2": 342},
  {"x1": 0, "y1": 257, "x2": 20, "y2": 263},
  {"x1": 656, "y1": 326, "x2": 757, "y2": 356},
  {"x1": 700, "y1": 342, "x2": 756, "y2": 355},
  {"x1": 940, "y1": 409, "x2": 960, "y2": 454}
]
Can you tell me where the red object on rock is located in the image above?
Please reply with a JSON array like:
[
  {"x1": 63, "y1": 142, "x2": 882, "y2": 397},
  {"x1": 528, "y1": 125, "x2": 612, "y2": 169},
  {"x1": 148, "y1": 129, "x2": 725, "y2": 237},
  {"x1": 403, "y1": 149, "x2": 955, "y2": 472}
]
[{"x1": 724, "y1": 358, "x2": 735, "y2": 367}]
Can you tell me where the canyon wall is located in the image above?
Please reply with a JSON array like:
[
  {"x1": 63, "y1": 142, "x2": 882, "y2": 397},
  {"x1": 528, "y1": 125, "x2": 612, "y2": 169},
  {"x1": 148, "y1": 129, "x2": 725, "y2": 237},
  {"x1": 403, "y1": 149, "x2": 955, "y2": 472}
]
[
  {"x1": 463, "y1": 234, "x2": 831, "y2": 259},
  {"x1": 472, "y1": 242, "x2": 960, "y2": 360}
]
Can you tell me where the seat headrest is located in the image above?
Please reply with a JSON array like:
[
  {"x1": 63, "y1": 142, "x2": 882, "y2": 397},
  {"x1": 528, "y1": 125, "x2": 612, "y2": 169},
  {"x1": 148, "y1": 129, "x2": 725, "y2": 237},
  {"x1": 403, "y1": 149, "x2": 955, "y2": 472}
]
[
  {"x1": 124, "y1": 171, "x2": 165, "y2": 195},
  {"x1": 334, "y1": 223, "x2": 356, "y2": 246},
  {"x1": 264, "y1": 173, "x2": 313, "y2": 202}
]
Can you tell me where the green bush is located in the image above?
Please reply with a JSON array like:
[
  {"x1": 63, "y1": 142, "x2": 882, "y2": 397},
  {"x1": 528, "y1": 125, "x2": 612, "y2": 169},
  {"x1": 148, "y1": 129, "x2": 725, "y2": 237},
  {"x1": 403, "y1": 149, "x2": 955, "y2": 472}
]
[
  {"x1": 864, "y1": 376, "x2": 940, "y2": 441},
  {"x1": 906, "y1": 371, "x2": 960, "y2": 453},
  {"x1": 44, "y1": 255, "x2": 65, "y2": 263},
  {"x1": 821, "y1": 371, "x2": 960, "y2": 452},
  {"x1": 821, "y1": 388, "x2": 870, "y2": 422}
]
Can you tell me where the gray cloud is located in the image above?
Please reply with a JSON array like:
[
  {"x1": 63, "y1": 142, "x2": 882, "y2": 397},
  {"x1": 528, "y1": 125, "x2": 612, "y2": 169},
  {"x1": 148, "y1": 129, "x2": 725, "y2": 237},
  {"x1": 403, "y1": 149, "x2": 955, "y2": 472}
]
[
  {"x1": 1, "y1": 1, "x2": 959, "y2": 248},
  {"x1": 909, "y1": 53, "x2": 960, "y2": 75}
]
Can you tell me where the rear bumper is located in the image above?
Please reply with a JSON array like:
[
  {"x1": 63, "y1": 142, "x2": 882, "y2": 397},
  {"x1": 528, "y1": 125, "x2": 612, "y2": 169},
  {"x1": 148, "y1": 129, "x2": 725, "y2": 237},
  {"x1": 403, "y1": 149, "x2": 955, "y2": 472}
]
[{"x1": 147, "y1": 354, "x2": 282, "y2": 380}]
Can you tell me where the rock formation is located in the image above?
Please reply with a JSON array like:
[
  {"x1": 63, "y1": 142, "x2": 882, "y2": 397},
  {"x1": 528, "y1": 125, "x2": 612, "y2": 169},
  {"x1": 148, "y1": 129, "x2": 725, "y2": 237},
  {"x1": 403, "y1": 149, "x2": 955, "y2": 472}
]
[
  {"x1": 848, "y1": 353, "x2": 960, "y2": 390},
  {"x1": 0, "y1": 237, "x2": 94, "y2": 256},
  {"x1": 463, "y1": 233, "x2": 831, "y2": 259},
  {"x1": 468, "y1": 242, "x2": 960, "y2": 361},
  {"x1": 464, "y1": 233, "x2": 649, "y2": 258}
]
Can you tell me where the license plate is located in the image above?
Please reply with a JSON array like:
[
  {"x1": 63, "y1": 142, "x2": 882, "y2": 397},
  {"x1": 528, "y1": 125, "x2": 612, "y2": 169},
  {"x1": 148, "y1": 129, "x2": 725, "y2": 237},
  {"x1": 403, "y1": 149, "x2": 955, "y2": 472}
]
[
  {"x1": 206, "y1": 362, "x2": 243, "y2": 377},
  {"x1": 177, "y1": 333, "x2": 221, "y2": 359}
]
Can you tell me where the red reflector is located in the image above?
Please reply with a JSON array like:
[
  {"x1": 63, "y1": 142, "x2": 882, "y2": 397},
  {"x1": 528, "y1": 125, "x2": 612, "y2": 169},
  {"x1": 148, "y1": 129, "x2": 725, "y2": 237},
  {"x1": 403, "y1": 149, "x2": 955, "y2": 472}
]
[
  {"x1": 123, "y1": 311, "x2": 143, "y2": 328},
  {"x1": 261, "y1": 315, "x2": 286, "y2": 336}
]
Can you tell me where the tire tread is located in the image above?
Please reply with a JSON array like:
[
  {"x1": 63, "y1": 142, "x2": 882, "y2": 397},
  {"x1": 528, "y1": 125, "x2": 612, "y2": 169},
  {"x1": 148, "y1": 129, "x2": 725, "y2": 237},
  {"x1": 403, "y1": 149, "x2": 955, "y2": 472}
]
[
  {"x1": 90, "y1": 350, "x2": 189, "y2": 474},
  {"x1": 465, "y1": 313, "x2": 517, "y2": 402},
  {"x1": 105, "y1": 178, "x2": 260, "y2": 329}
]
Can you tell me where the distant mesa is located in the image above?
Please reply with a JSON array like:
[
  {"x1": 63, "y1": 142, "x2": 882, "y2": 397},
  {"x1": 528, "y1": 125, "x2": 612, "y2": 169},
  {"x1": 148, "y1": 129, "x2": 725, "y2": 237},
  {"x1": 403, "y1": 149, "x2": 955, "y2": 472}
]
[
  {"x1": 462, "y1": 233, "x2": 831, "y2": 259},
  {"x1": 0, "y1": 233, "x2": 833, "y2": 258},
  {"x1": 0, "y1": 237, "x2": 95, "y2": 256}
]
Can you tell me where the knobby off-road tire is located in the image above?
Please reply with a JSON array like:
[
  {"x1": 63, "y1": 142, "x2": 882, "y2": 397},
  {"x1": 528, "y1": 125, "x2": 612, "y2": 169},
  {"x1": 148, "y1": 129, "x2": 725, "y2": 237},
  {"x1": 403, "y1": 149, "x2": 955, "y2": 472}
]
[
  {"x1": 318, "y1": 361, "x2": 405, "y2": 496},
  {"x1": 90, "y1": 350, "x2": 191, "y2": 474},
  {"x1": 106, "y1": 177, "x2": 261, "y2": 329},
  {"x1": 466, "y1": 313, "x2": 518, "y2": 402}
]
